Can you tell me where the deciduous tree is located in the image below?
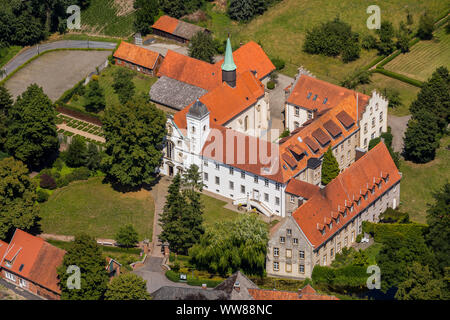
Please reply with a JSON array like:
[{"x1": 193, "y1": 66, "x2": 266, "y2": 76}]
[
  {"x1": 188, "y1": 31, "x2": 217, "y2": 64},
  {"x1": 134, "y1": 0, "x2": 158, "y2": 35},
  {"x1": 66, "y1": 135, "x2": 88, "y2": 168},
  {"x1": 112, "y1": 68, "x2": 135, "y2": 105},
  {"x1": 105, "y1": 273, "x2": 150, "y2": 300},
  {"x1": 115, "y1": 224, "x2": 139, "y2": 248},
  {"x1": 84, "y1": 79, "x2": 106, "y2": 113}
]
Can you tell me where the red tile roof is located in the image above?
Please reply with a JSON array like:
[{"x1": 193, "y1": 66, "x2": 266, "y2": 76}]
[
  {"x1": 113, "y1": 41, "x2": 161, "y2": 70},
  {"x1": 292, "y1": 143, "x2": 402, "y2": 248},
  {"x1": 286, "y1": 75, "x2": 370, "y2": 115},
  {"x1": 323, "y1": 119, "x2": 342, "y2": 137},
  {"x1": 152, "y1": 15, "x2": 179, "y2": 34},
  {"x1": 0, "y1": 229, "x2": 66, "y2": 294},
  {"x1": 285, "y1": 179, "x2": 320, "y2": 199},
  {"x1": 158, "y1": 41, "x2": 275, "y2": 91},
  {"x1": 0, "y1": 240, "x2": 7, "y2": 261},
  {"x1": 173, "y1": 70, "x2": 265, "y2": 129},
  {"x1": 248, "y1": 285, "x2": 338, "y2": 300}
]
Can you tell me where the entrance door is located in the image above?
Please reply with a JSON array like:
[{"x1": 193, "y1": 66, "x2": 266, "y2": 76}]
[
  {"x1": 168, "y1": 165, "x2": 174, "y2": 177},
  {"x1": 253, "y1": 189, "x2": 260, "y2": 201}
]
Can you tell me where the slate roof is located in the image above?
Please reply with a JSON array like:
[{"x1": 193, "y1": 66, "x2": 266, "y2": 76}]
[
  {"x1": 188, "y1": 99, "x2": 209, "y2": 119},
  {"x1": 150, "y1": 76, "x2": 207, "y2": 111},
  {"x1": 214, "y1": 271, "x2": 258, "y2": 300}
]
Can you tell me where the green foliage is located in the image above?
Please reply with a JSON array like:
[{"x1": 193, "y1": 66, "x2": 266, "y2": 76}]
[
  {"x1": 84, "y1": 80, "x2": 106, "y2": 113},
  {"x1": 112, "y1": 68, "x2": 136, "y2": 105},
  {"x1": 161, "y1": 0, "x2": 205, "y2": 19},
  {"x1": 417, "y1": 12, "x2": 434, "y2": 40},
  {"x1": 105, "y1": 273, "x2": 150, "y2": 300},
  {"x1": 133, "y1": 0, "x2": 158, "y2": 35},
  {"x1": 380, "y1": 208, "x2": 410, "y2": 224},
  {"x1": 362, "y1": 221, "x2": 426, "y2": 243},
  {"x1": 355, "y1": 233, "x2": 362, "y2": 243},
  {"x1": 340, "y1": 69, "x2": 372, "y2": 89},
  {"x1": 266, "y1": 81, "x2": 275, "y2": 90},
  {"x1": 303, "y1": 17, "x2": 360, "y2": 62},
  {"x1": 0, "y1": 85, "x2": 12, "y2": 150},
  {"x1": 279, "y1": 128, "x2": 290, "y2": 139},
  {"x1": 375, "y1": 21, "x2": 396, "y2": 55},
  {"x1": 0, "y1": 157, "x2": 40, "y2": 239},
  {"x1": 66, "y1": 136, "x2": 88, "y2": 168},
  {"x1": 189, "y1": 214, "x2": 269, "y2": 277},
  {"x1": 321, "y1": 146, "x2": 340, "y2": 185},
  {"x1": 58, "y1": 233, "x2": 109, "y2": 300},
  {"x1": 403, "y1": 115, "x2": 440, "y2": 163},
  {"x1": 271, "y1": 57, "x2": 285, "y2": 70},
  {"x1": 228, "y1": 0, "x2": 270, "y2": 22},
  {"x1": 361, "y1": 34, "x2": 378, "y2": 50},
  {"x1": 115, "y1": 224, "x2": 139, "y2": 248},
  {"x1": 5, "y1": 84, "x2": 59, "y2": 169},
  {"x1": 382, "y1": 88, "x2": 402, "y2": 109},
  {"x1": 40, "y1": 173, "x2": 57, "y2": 190},
  {"x1": 85, "y1": 143, "x2": 103, "y2": 171},
  {"x1": 101, "y1": 98, "x2": 166, "y2": 189},
  {"x1": 312, "y1": 265, "x2": 368, "y2": 293},
  {"x1": 36, "y1": 189, "x2": 50, "y2": 203},
  {"x1": 188, "y1": 31, "x2": 217, "y2": 64},
  {"x1": 159, "y1": 166, "x2": 205, "y2": 254},
  {"x1": 425, "y1": 183, "x2": 450, "y2": 273}
]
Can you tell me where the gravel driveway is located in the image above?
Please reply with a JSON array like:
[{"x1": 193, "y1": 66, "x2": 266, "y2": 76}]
[
  {"x1": 5, "y1": 50, "x2": 111, "y2": 101},
  {"x1": 388, "y1": 115, "x2": 412, "y2": 153}
]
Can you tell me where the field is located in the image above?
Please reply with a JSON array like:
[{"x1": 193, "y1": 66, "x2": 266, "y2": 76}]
[
  {"x1": 201, "y1": 0, "x2": 450, "y2": 83},
  {"x1": 398, "y1": 135, "x2": 450, "y2": 224},
  {"x1": 0, "y1": 46, "x2": 21, "y2": 69},
  {"x1": 67, "y1": 64, "x2": 158, "y2": 112},
  {"x1": 384, "y1": 27, "x2": 450, "y2": 82},
  {"x1": 39, "y1": 177, "x2": 155, "y2": 240},
  {"x1": 356, "y1": 73, "x2": 420, "y2": 116},
  {"x1": 80, "y1": 0, "x2": 136, "y2": 37},
  {"x1": 201, "y1": 194, "x2": 240, "y2": 227}
]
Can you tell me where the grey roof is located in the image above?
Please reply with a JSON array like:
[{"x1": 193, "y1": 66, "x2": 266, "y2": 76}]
[
  {"x1": 149, "y1": 76, "x2": 208, "y2": 111},
  {"x1": 151, "y1": 286, "x2": 228, "y2": 300},
  {"x1": 173, "y1": 21, "x2": 207, "y2": 40},
  {"x1": 307, "y1": 157, "x2": 322, "y2": 169},
  {"x1": 214, "y1": 271, "x2": 258, "y2": 300},
  {"x1": 188, "y1": 99, "x2": 209, "y2": 119}
]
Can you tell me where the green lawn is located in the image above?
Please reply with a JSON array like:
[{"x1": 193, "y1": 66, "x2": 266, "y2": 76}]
[
  {"x1": 39, "y1": 177, "x2": 154, "y2": 240},
  {"x1": 67, "y1": 64, "x2": 157, "y2": 114},
  {"x1": 201, "y1": 0, "x2": 449, "y2": 83},
  {"x1": 201, "y1": 194, "x2": 240, "y2": 227},
  {"x1": 0, "y1": 46, "x2": 21, "y2": 68},
  {"x1": 356, "y1": 73, "x2": 420, "y2": 116},
  {"x1": 80, "y1": 0, "x2": 136, "y2": 37},
  {"x1": 385, "y1": 27, "x2": 450, "y2": 82},
  {"x1": 399, "y1": 135, "x2": 450, "y2": 224}
]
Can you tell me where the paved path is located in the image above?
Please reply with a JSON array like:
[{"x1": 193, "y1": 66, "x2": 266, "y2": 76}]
[
  {"x1": 1, "y1": 40, "x2": 116, "y2": 81},
  {"x1": 388, "y1": 115, "x2": 411, "y2": 153}
]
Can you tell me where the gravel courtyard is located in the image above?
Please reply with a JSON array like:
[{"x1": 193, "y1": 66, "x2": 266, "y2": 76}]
[{"x1": 5, "y1": 50, "x2": 112, "y2": 101}]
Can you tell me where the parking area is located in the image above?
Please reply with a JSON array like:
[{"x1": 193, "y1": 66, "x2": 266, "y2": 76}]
[{"x1": 5, "y1": 50, "x2": 112, "y2": 101}]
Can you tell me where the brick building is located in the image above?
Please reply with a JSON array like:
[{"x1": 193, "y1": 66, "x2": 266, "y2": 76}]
[
  {"x1": 113, "y1": 41, "x2": 163, "y2": 76},
  {"x1": 151, "y1": 15, "x2": 210, "y2": 44}
]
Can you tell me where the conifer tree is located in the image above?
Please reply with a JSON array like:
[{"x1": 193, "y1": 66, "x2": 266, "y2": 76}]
[
  {"x1": 65, "y1": 135, "x2": 88, "y2": 168},
  {"x1": 321, "y1": 146, "x2": 340, "y2": 185},
  {"x1": 0, "y1": 85, "x2": 13, "y2": 150}
]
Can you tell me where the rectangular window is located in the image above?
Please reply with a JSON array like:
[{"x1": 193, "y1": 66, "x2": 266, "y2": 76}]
[
  {"x1": 215, "y1": 176, "x2": 220, "y2": 185},
  {"x1": 344, "y1": 237, "x2": 348, "y2": 246},
  {"x1": 275, "y1": 183, "x2": 280, "y2": 190},
  {"x1": 204, "y1": 172, "x2": 208, "y2": 181},
  {"x1": 264, "y1": 193, "x2": 269, "y2": 202},
  {"x1": 299, "y1": 264, "x2": 305, "y2": 273},
  {"x1": 308, "y1": 111, "x2": 313, "y2": 120},
  {"x1": 215, "y1": 163, "x2": 220, "y2": 170},
  {"x1": 273, "y1": 247, "x2": 279, "y2": 257},
  {"x1": 254, "y1": 176, "x2": 259, "y2": 183},
  {"x1": 295, "y1": 106, "x2": 300, "y2": 116},
  {"x1": 299, "y1": 250, "x2": 305, "y2": 259},
  {"x1": 273, "y1": 262, "x2": 279, "y2": 271},
  {"x1": 330, "y1": 248, "x2": 334, "y2": 258},
  {"x1": 275, "y1": 197, "x2": 280, "y2": 206},
  {"x1": 286, "y1": 249, "x2": 292, "y2": 258},
  {"x1": 229, "y1": 181, "x2": 234, "y2": 190},
  {"x1": 280, "y1": 236, "x2": 285, "y2": 244},
  {"x1": 323, "y1": 254, "x2": 327, "y2": 265},
  {"x1": 204, "y1": 160, "x2": 208, "y2": 167},
  {"x1": 287, "y1": 229, "x2": 292, "y2": 236},
  {"x1": 286, "y1": 263, "x2": 292, "y2": 273},
  {"x1": 241, "y1": 185, "x2": 245, "y2": 194},
  {"x1": 293, "y1": 238, "x2": 298, "y2": 245},
  {"x1": 19, "y1": 278, "x2": 27, "y2": 288},
  {"x1": 5, "y1": 272, "x2": 16, "y2": 282},
  {"x1": 229, "y1": 167, "x2": 234, "y2": 175},
  {"x1": 241, "y1": 171, "x2": 245, "y2": 179},
  {"x1": 290, "y1": 195, "x2": 295, "y2": 203},
  {"x1": 337, "y1": 242, "x2": 341, "y2": 252},
  {"x1": 264, "y1": 179, "x2": 269, "y2": 187}
]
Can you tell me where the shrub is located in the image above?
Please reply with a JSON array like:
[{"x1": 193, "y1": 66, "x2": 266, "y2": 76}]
[
  {"x1": 172, "y1": 261, "x2": 180, "y2": 273},
  {"x1": 356, "y1": 234, "x2": 362, "y2": 243},
  {"x1": 37, "y1": 189, "x2": 50, "y2": 203},
  {"x1": 271, "y1": 57, "x2": 285, "y2": 70},
  {"x1": 166, "y1": 270, "x2": 180, "y2": 282},
  {"x1": 53, "y1": 158, "x2": 64, "y2": 171},
  {"x1": 380, "y1": 208, "x2": 410, "y2": 223},
  {"x1": 267, "y1": 81, "x2": 275, "y2": 90},
  {"x1": 67, "y1": 167, "x2": 91, "y2": 182},
  {"x1": 56, "y1": 176, "x2": 70, "y2": 188},
  {"x1": 40, "y1": 174, "x2": 57, "y2": 190},
  {"x1": 362, "y1": 34, "x2": 378, "y2": 50}
]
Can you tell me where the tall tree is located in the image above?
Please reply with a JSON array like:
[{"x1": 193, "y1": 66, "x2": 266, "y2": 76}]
[
  {"x1": 105, "y1": 273, "x2": 150, "y2": 300},
  {"x1": 85, "y1": 143, "x2": 103, "y2": 171},
  {"x1": 57, "y1": 233, "x2": 109, "y2": 300},
  {"x1": 84, "y1": 79, "x2": 106, "y2": 113},
  {"x1": 321, "y1": 147, "x2": 340, "y2": 185},
  {"x1": 376, "y1": 21, "x2": 396, "y2": 55},
  {"x1": 425, "y1": 183, "x2": 450, "y2": 273},
  {"x1": 5, "y1": 84, "x2": 59, "y2": 169},
  {"x1": 65, "y1": 135, "x2": 88, "y2": 168},
  {"x1": 0, "y1": 157, "x2": 40, "y2": 239},
  {"x1": 417, "y1": 12, "x2": 434, "y2": 40},
  {"x1": 403, "y1": 113, "x2": 440, "y2": 163},
  {"x1": 115, "y1": 224, "x2": 139, "y2": 248},
  {"x1": 101, "y1": 98, "x2": 166, "y2": 189},
  {"x1": 112, "y1": 68, "x2": 135, "y2": 105},
  {"x1": 134, "y1": 0, "x2": 158, "y2": 35},
  {"x1": 189, "y1": 214, "x2": 269, "y2": 277},
  {"x1": 188, "y1": 31, "x2": 217, "y2": 64},
  {"x1": 0, "y1": 85, "x2": 13, "y2": 150}
]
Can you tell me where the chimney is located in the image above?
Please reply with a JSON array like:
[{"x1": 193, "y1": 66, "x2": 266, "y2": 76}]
[{"x1": 234, "y1": 281, "x2": 240, "y2": 292}]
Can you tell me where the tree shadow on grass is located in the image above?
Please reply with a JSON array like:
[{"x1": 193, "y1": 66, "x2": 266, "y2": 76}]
[{"x1": 102, "y1": 173, "x2": 162, "y2": 193}]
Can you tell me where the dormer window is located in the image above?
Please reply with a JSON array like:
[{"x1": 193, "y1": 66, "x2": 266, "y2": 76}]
[
  {"x1": 350, "y1": 205, "x2": 354, "y2": 213},
  {"x1": 321, "y1": 229, "x2": 325, "y2": 235},
  {"x1": 336, "y1": 217, "x2": 340, "y2": 224},
  {"x1": 371, "y1": 188, "x2": 375, "y2": 195},
  {"x1": 343, "y1": 210, "x2": 347, "y2": 218},
  {"x1": 364, "y1": 193, "x2": 368, "y2": 200},
  {"x1": 357, "y1": 199, "x2": 361, "y2": 206},
  {"x1": 329, "y1": 222, "x2": 333, "y2": 229}
]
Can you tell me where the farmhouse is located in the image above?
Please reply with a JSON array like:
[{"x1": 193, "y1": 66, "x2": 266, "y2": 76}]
[
  {"x1": 0, "y1": 229, "x2": 66, "y2": 300},
  {"x1": 113, "y1": 41, "x2": 163, "y2": 76},
  {"x1": 266, "y1": 143, "x2": 401, "y2": 279},
  {"x1": 152, "y1": 15, "x2": 210, "y2": 44}
]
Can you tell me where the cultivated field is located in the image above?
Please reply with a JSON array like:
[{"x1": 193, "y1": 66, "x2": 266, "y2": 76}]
[
  {"x1": 5, "y1": 50, "x2": 111, "y2": 101},
  {"x1": 399, "y1": 135, "x2": 450, "y2": 224},
  {"x1": 39, "y1": 177, "x2": 155, "y2": 240},
  {"x1": 384, "y1": 28, "x2": 450, "y2": 82}
]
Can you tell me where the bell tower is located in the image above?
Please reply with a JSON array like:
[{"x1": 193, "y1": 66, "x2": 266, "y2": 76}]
[{"x1": 221, "y1": 37, "x2": 237, "y2": 88}]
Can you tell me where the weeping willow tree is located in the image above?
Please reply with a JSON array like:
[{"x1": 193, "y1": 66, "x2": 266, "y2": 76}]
[{"x1": 188, "y1": 214, "x2": 268, "y2": 277}]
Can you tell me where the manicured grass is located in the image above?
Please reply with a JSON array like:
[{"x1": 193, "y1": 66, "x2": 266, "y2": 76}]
[
  {"x1": 0, "y1": 46, "x2": 21, "y2": 68},
  {"x1": 384, "y1": 27, "x2": 450, "y2": 82},
  {"x1": 67, "y1": 64, "x2": 157, "y2": 113},
  {"x1": 364, "y1": 242, "x2": 383, "y2": 265},
  {"x1": 356, "y1": 73, "x2": 420, "y2": 116},
  {"x1": 398, "y1": 135, "x2": 450, "y2": 224},
  {"x1": 201, "y1": 194, "x2": 240, "y2": 227},
  {"x1": 80, "y1": 0, "x2": 136, "y2": 37},
  {"x1": 39, "y1": 177, "x2": 155, "y2": 240},
  {"x1": 203, "y1": 0, "x2": 449, "y2": 83}
]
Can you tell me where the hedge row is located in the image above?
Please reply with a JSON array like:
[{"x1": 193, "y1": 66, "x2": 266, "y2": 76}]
[
  {"x1": 376, "y1": 50, "x2": 402, "y2": 69},
  {"x1": 363, "y1": 55, "x2": 386, "y2": 70},
  {"x1": 56, "y1": 105, "x2": 102, "y2": 126},
  {"x1": 312, "y1": 265, "x2": 368, "y2": 293},
  {"x1": 373, "y1": 69, "x2": 423, "y2": 88},
  {"x1": 165, "y1": 270, "x2": 223, "y2": 288},
  {"x1": 362, "y1": 221, "x2": 427, "y2": 243}
]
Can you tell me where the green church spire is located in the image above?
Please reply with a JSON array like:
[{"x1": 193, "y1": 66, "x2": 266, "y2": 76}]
[{"x1": 221, "y1": 37, "x2": 236, "y2": 72}]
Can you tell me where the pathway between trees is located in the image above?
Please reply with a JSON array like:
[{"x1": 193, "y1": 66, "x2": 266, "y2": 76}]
[{"x1": 388, "y1": 115, "x2": 411, "y2": 153}]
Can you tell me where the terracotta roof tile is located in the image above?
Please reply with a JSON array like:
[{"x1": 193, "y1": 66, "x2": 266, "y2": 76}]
[
  {"x1": 113, "y1": 41, "x2": 160, "y2": 70},
  {"x1": 152, "y1": 15, "x2": 179, "y2": 34},
  {"x1": 292, "y1": 143, "x2": 402, "y2": 248},
  {"x1": 285, "y1": 179, "x2": 320, "y2": 199}
]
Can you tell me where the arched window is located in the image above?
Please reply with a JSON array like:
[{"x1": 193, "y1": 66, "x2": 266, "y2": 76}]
[
  {"x1": 166, "y1": 141, "x2": 174, "y2": 159},
  {"x1": 244, "y1": 116, "x2": 249, "y2": 131}
]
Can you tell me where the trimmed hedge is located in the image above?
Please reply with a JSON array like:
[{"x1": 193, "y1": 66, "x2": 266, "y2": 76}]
[
  {"x1": 312, "y1": 265, "x2": 368, "y2": 293},
  {"x1": 165, "y1": 270, "x2": 224, "y2": 288},
  {"x1": 56, "y1": 105, "x2": 102, "y2": 126},
  {"x1": 373, "y1": 69, "x2": 423, "y2": 88},
  {"x1": 362, "y1": 221, "x2": 427, "y2": 243}
]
